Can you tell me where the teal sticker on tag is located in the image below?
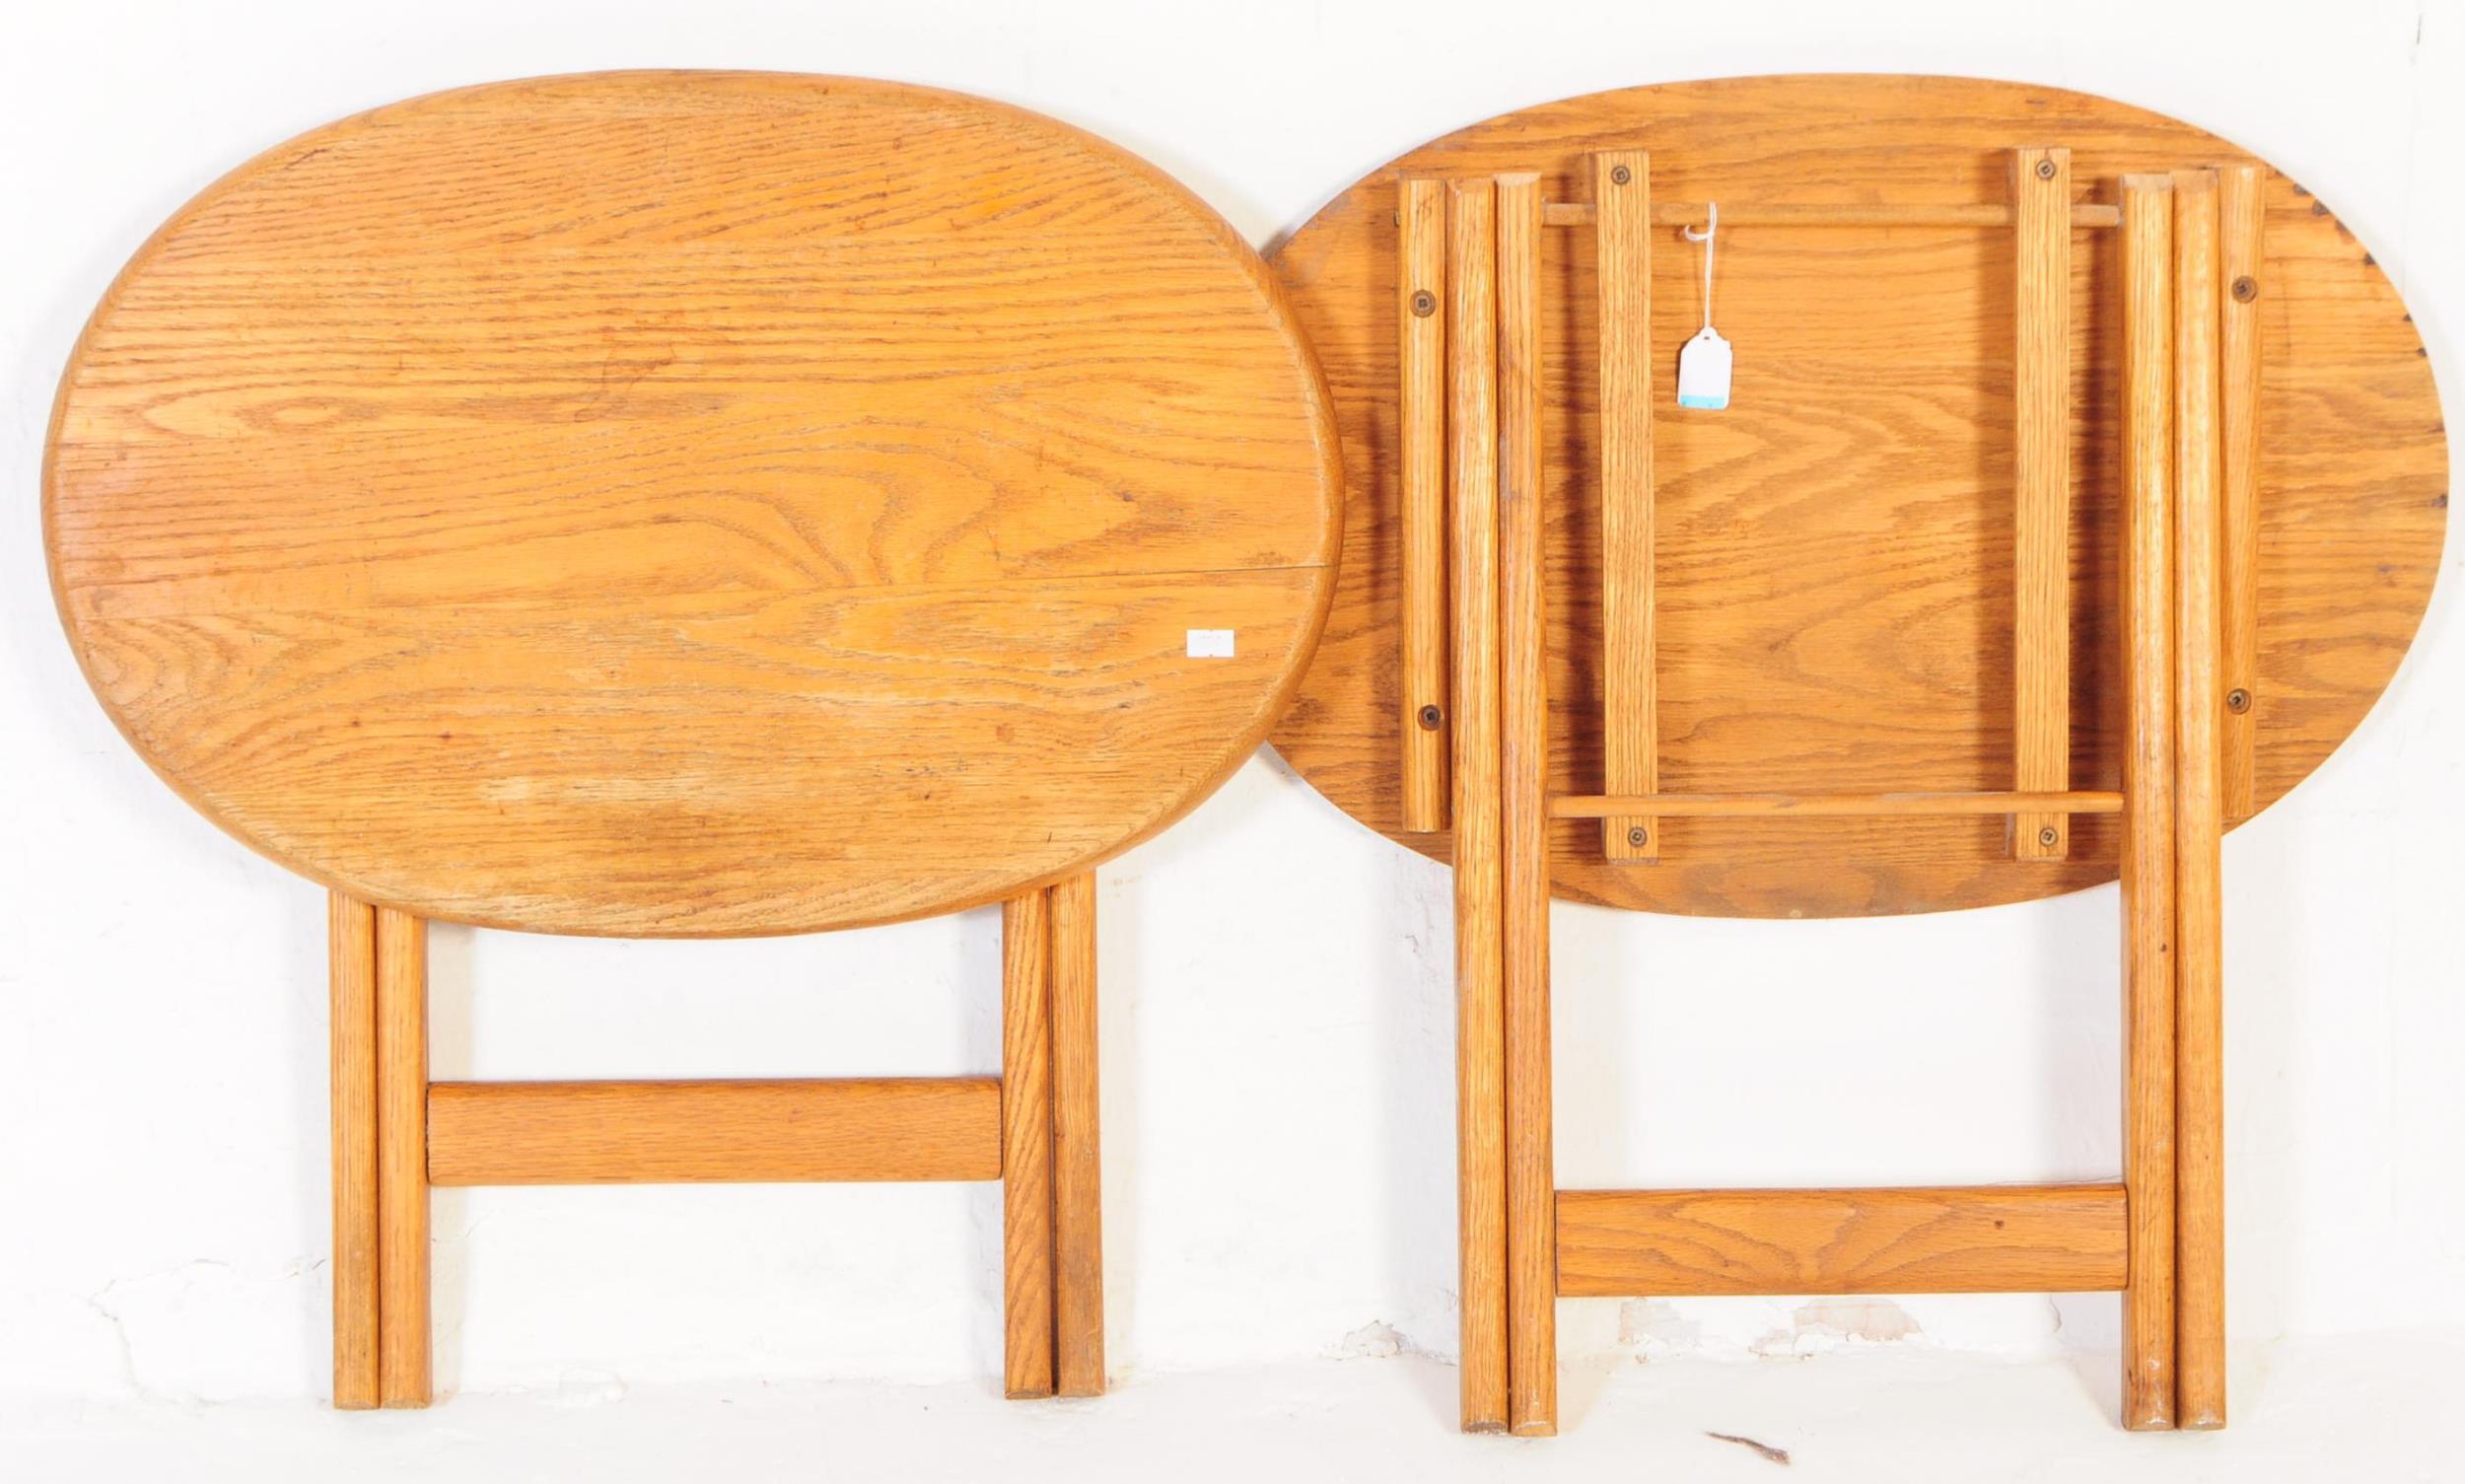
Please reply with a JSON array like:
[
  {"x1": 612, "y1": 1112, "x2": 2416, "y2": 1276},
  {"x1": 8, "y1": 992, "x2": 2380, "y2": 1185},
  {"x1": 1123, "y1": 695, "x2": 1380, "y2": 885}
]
[{"x1": 1676, "y1": 326, "x2": 1731, "y2": 410}]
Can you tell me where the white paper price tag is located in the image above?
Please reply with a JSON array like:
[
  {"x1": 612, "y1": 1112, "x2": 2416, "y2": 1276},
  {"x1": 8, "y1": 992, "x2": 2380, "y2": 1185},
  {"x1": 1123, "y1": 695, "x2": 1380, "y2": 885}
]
[
  {"x1": 1677, "y1": 327, "x2": 1732, "y2": 410},
  {"x1": 1677, "y1": 203, "x2": 1731, "y2": 411}
]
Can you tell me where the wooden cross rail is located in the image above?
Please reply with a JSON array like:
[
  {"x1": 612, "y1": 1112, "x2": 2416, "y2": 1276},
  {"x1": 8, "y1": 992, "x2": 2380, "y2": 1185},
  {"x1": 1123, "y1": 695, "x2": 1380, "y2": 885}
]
[
  {"x1": 1549, "y1": 790, "x2": 2124, "y2": 818},
  {"x1": 1556, "y1": 1183, "x2": 2130, "y2": 1297},
  {"x1": 326, "y1": 874, "x2": 1105, "y2": 1409},
  {"x1": 1540, "y1": 199, "x2": 2126, "y2": 228},
  {"x1": 426, "y1": 1079, "x2": 1002, "y2": 1184},
  {"x1": 1405, "y1": 149, "x2": 2252, "y2": 1437}
]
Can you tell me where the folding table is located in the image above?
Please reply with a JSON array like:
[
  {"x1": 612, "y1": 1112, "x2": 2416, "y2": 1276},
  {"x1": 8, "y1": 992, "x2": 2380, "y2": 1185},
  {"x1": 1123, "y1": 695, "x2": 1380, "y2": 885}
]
[
  {"x1": 1267, "y1": 74, "x2": 2446, "y2": 1435},
  {"x1": 45, "y1": 71, "x2": 1343, "y2": 1407}
]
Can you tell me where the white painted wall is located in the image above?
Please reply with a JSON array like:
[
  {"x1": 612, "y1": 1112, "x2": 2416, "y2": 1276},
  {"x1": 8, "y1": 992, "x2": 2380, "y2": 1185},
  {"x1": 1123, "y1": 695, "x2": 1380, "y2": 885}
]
[{"x1": 3, "y1": 0, "x2": 2458, "y2": 1404}]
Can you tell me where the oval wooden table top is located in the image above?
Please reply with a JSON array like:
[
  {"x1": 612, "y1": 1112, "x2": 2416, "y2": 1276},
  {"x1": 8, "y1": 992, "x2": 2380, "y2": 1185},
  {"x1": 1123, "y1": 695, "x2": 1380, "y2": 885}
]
[
  {"x1": 46, "y1": 72, "x2": 1342, "y2": 937},
  {"x1": 1268, "y1": 74, "x2": 2445, "y2": 918}
]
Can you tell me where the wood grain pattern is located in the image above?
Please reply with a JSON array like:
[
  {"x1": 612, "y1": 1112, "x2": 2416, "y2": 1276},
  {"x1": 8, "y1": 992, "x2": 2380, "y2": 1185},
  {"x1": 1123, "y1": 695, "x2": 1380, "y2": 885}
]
[
  {"x1": 1594, "y1": 150, "x2": 1657, "y2": 864},
  {"x1": 2171, "y1": 170, "x2": 2227, "y2": 1433},
  {"x1": 2012, "y1": 147, "x2": 2074, "y2": 860},
  {"x1": 327, "y1": 891, "x2": 380, "y2": 1410},
  {"x1": 1047, "y1": 872, "x2": 1104, "y2": 1398},
  {"x1": 2218, "y1": 166, "x2": 2265, "y2": 824},
  {"x1": 1000, "y1": 889, "x2": 1056, "y2": 1399},
  {"x1": 1556, "y1": 1184, "x2": 2128, "y2": 1297},
  {"x1": 1446, "y1": 178, "x2": 1510, "y2": 1435},
  {"x1": 2119, "y1": 174, "x2": 2178, "y2": 1433},
  {"x1": 44, "y1": 72, "x2": 1342, "y2": 937},
  {"x1": 1266, "y1": 76, "x2": 2445, "y2": 918},
  {"x1": 374, "y1": 906, "x2": 429, "y2": 1407},
  {"x1": 1495, "y1": 176, "x2": 1557, "y2": 1437},
  {"x1": 1400, "y1": 177, "x2": 1450, "y2": 833},
  {"x1": 425, "y1": 1079, "x2": 1000, "y2": 1184}
]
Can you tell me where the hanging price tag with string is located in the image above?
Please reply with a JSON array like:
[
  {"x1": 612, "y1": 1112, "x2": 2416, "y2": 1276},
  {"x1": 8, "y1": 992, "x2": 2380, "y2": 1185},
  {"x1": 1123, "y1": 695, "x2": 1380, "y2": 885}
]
[{"x1": 1676, "y1": 203, "x2": 1731, "y2": 410}]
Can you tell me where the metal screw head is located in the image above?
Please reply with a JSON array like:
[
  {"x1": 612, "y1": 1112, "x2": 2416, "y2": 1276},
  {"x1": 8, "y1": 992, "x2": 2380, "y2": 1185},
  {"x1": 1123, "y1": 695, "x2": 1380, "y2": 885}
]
[
  {"x1": 2035, "y1": 158, "x2": 2058, "y2": 180},
  {"x1": 2038, "y1": 826, "x2": 2061, "y2": 848},
  {"x1": 2231, "y1": 275, "x2": 2259, "y2": 304},
  {"x1": 1626, "y1": 826, "x2": 1648, "y2": 847},
  {"x1": 1418, "y1": 703, "x2": 1444, "y2": 731},
  {"x1": 2226, "y1": 687, "x2": 2253, "y2": 714},
  {"x1": 1611, "y1": 165, "x2": 1633, "y2": 186},
  {"x1": 1411, "y1": 289, "x2": 1437, "y2": 318}
]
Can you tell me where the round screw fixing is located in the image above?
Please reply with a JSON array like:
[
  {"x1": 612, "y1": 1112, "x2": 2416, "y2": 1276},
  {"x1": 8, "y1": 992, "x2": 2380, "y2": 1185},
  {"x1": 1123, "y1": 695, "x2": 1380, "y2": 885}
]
[
  {"x1": 2226, "y1": 687, "x2": 2253, "y2": 714},
  {"x1": 1411, "y1": 289, "x2": 1437, "y2": 318},
  {"x1": 2039, "y1": 826, "x2": 2061, "y2": 848},
  {"x1": 1626, "y1": 826, "x2": 1648, "y2": 847},
  {"x1": 2232, "y1": 275, "x2": 2259, "y2": 303},
  {"x1": 1611, "y1": 165, "x2": 1632, "y2": 185},
  {"x1": 2036, "y1": 158, "x2": 2058, "y2": 179},
  {"x1": 1418, "y1": 703, "x2": 1444, "y2": 731}
]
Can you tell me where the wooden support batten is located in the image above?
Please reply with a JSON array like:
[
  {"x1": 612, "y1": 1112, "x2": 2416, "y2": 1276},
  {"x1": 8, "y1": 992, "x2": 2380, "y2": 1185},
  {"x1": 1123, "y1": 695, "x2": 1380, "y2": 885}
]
[
  {"x1": 1399, "y1": 177, "x2": 1450, "y2": 832},
  {"x1": 1595, "y1": 150, "x2": 1657, "y2": 864},
  {"x1": 2012, "y1": 147, "x2": 2074, "y2": 859}
]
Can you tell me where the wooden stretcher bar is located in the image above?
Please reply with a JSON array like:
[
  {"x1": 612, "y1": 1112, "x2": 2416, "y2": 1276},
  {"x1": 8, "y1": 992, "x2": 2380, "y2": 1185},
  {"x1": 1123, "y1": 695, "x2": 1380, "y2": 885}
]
[
  {"x1": 426, "y1": 1079, "x2": 1003, "y2": 1184},
  {"x1": 2218, "y1": 165, "x2": 2265, "y2": 824},
  {"x1": 1399, "y1": 177, "x2": 1450, "y2": 833},
  {"x1": 1556, "y1": 1184, "x2": 2129, "y2": 1297},
  {"x1": 2171, "y1": 169, "x2": 2228, "y2": 1432},
  {"x1": 1551, "y1": 790, "x2": 2122, "y2": 818},
  {"x1": 2012, "y1": 147, "x2": 2074, "y2": 859},
  {"x1": 1445, "y1": 176, "x2": 1510, "y2": 1435},
  {"x1": 1594, "y1": 149, "x2": 1657, "y2": 864},
  {"x1": 1494, "y1": 174, "x2": 1556, "y2": 1437},
  {"x1": 2119, "y1": 172, "x2": 2180, "y2": 1433},
  {"x1": 1542, "y1": 200, "x2": 2124, "y2": 229}
]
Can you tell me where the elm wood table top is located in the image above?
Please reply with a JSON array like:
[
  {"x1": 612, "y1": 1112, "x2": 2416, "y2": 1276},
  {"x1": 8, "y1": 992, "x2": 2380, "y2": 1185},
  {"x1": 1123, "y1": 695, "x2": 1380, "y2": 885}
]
[
  {"x1": 1267, "y1": 74, "x2": 2445, "y2": 918},
  {"x1": 45, "y1": 72, "x2": 1342, "y2": 936}
]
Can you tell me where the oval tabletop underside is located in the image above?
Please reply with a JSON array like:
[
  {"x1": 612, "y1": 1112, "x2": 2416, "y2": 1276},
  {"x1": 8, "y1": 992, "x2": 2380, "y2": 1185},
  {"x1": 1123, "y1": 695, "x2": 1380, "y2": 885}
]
[
  {"x1": 47, "y1": 72, "x2": 1342, "y2": 936},
  {"x1": 1267, "y1": 74, "x2": 2445, "y2": 918}
]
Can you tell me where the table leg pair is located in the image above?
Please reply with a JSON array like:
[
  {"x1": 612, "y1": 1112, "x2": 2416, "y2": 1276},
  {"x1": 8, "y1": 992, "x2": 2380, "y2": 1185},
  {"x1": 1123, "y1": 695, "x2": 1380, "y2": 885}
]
[
  {"x1": 1403, "y1": 159, "x2": 2250, "y2": 1434},
  {"x1": 324, "y1": 875, "x2": 1104, "y2": 1406}
]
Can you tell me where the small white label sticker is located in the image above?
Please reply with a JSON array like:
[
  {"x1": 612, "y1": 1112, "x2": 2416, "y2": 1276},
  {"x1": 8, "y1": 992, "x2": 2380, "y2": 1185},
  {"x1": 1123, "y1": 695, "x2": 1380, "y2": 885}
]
[{"x1": 1186, "y1": 629, "x2": 1235, "y2": 659}]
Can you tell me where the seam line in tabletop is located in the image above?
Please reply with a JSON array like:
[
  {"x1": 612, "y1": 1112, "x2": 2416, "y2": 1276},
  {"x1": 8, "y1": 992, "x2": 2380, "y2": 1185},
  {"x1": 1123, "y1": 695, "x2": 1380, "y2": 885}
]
[{"x1": 57, "y1": 559, "x2": 1340, "y2": 622}]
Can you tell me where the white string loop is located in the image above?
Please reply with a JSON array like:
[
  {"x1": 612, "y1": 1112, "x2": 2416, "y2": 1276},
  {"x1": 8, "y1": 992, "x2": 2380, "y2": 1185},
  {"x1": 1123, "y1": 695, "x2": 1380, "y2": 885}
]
[{"x1": 1681, "y1": 202, "x2": 1718, "y2": 333}]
